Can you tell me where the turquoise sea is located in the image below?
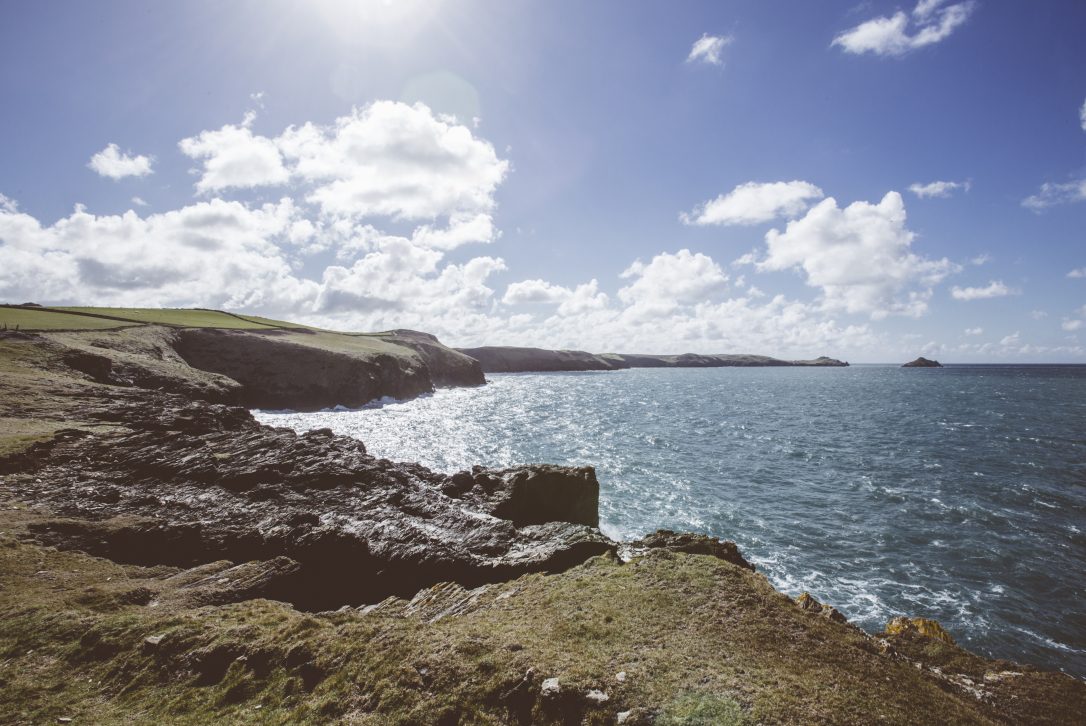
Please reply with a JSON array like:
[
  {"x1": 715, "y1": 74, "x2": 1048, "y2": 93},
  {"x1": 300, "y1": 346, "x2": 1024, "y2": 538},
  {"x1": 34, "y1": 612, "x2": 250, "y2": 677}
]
[{"x1": 255, "y1": 365, "x2": 1086, "y2": 677}]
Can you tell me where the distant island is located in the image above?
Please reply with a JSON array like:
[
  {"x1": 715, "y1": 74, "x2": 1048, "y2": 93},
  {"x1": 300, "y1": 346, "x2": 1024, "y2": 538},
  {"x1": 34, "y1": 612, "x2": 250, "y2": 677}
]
[
  {"x1": 458, "y1": 346, "x2": 849, "y2": 373},
  {"x1": 903, "y1": 357, "x2": 943, "y2": 368}
]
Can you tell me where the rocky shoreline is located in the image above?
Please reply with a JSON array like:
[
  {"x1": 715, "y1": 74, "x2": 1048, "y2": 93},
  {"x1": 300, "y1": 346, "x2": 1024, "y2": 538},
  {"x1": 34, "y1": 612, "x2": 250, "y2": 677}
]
[{"x1": 1, "y1": 322, "x2": 1083, "y2": 724}]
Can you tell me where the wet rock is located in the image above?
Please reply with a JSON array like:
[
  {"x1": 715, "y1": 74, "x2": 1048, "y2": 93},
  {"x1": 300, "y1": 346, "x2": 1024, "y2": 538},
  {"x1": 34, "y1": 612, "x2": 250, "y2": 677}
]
[
  {"x1": 885, "y1": 616, "x2": 956, "y2": 644},
  {"x1": 628, "y1": 530, "x2": 754, "y2": 571}
]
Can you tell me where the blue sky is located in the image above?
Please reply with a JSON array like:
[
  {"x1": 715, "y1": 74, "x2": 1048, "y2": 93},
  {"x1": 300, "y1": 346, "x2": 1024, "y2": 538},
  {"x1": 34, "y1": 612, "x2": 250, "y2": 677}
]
[{"x1": 1, "y1": 0, "x2": 1084, "y2": 361}]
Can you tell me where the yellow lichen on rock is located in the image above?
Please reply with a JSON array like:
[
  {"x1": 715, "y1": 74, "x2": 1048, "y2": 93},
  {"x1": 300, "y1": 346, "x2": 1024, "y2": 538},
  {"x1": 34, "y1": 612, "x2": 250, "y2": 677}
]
[{"x1": 885, "y1": 616, "x2": 956, "y2": 645}]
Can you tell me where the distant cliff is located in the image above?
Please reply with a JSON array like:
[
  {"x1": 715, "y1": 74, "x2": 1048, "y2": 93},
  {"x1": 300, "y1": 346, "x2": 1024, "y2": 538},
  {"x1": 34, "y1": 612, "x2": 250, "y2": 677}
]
[
  {"x1": 459, "y1": 346, "x2": 848, "y2": 373},
  {"x1": 903, "y1": 356, "x2": 943, "y2": 368}
]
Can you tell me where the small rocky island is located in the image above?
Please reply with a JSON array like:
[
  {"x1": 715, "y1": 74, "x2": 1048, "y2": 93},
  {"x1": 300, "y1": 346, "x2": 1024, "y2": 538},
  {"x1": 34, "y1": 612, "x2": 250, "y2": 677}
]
[
  {"x1": 0, "y1": 305, "x2": 1081, "y2": 724},
  {"x1": 903, "y1": 357, "x2": 944, "y2": 368}
]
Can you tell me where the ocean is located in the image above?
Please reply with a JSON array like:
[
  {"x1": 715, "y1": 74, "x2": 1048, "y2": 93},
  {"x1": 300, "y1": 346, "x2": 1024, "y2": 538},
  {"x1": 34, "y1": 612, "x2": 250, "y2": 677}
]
[{"x1": 254, "y1": 365, "x2": 1086, "y2": 677}]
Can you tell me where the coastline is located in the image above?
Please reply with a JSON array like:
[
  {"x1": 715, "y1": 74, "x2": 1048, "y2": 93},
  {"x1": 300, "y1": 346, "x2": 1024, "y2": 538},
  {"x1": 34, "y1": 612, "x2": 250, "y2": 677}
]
[{"x1": 1, "y1": 313, "x2": 1083, "y2": 723}]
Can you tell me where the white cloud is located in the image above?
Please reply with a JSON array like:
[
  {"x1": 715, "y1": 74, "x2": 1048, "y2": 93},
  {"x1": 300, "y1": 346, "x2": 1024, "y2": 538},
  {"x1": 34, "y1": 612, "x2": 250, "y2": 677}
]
[
  {"x1": 1067, "y1": 267, "x2": 1086, "y2": 278},
  {"x1": 908, "y1": 180, "x2": 970, "y2": 198},
  {"x1": 87, "y1": 143, "x2": 154, "y2": 180},
  {"x1": 503, "y1": 279, "x2": 570, "y2": 305},
  {"x1": 131, "y1": 196, "x2": 148, "y2": 207},
  {"x1": 687, "y1": 34, "x2": 732, "y2": 66},
  {"x1": 970, "y1": 253, "x2": 990, "y2": 266},
  {"x1": 278, "y1": 101, "x2": 508, "y2": 224},
  {"x1": 833, "y1": 0, "x2": 975, "y2": 57},
  {"x1": 0, "y1": 193, "x2": 17, "y2": 213},
  {"x1": 179, "y1": 112, "x2": 289, "y2": 193},
  {"x1": 1031, "y1": 310, "x2": 1048, "y2": 320},
  {"x1": 1062, "y1": 319, "x2": 1083, "y2": 332},
  {"x1": 502, "y1": 279, "x2": 609, "y2": 317},
  {"x1": 682, "y1": 181, "x2": 824, "y2": 226},
  {"x1": 757, "y1": 191, "x2": 957, "y2": 318},
  {"x1": 1022, "y1": 179, "x2": 1086, "y2": 211},
  {"x1": 618, "y1": 249, "x2": 729, "y2": 319},
  {"x1": 1000, "y1": 332, "x2": 1020, "y2": 347},
  {"x1": 964, "y1": 327, "x2": 983, "y2": 335},
  {"x1": 950, "y1": 280, "x2": 1012, "y2": 300},
  {"x1": 1080, "y1": 97, "x2": 1086, "y2": 132}
]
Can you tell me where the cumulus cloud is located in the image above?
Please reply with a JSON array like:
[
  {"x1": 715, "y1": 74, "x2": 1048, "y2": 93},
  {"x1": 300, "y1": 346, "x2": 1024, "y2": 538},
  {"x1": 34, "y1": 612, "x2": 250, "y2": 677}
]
[
  {"x1": 1062, "y1": 319, "x2": 1083, "y2": 332},
  {"x1": 1081, "y1": 98, "x2": 1086, "y2": 132},
  {"x1": 618, "y1": 249, "x2": 729, "y2": 317},
  {"x1": 908, "y1": 180, "x2": 970, "y2": 198},
  {"x1": 179, "y1": 112, "x2": 289, "y2": 193},
  {"x1": 757, "y1": 191, "x2": 957, "y2": 318},
  {"x1": 1069, "y1": 267, "x2": 1086, "y2": 278},
  {"x1": 687, "y1": 34, "x2": 732, "y2": 66},
  {"x1": 832, "y1": 0, "x2": 975, "y2": 57},
  {"x1": 0, "y1": 193, "x2": 17, "y2": 213},
  {"x1": 1022, "y1": 179, "x2": 1086, "y2": 211},
  {"x1": 950, "y1": 280, "x2": 1012, "y2": 300},
  {"x1": 682, "y1": 181, "x2": 824, "y2": 226},
  {"x1": 278, "y1": 101, "x2": 508, "y2": 224},
  {"x1": 130, "y1": 196, "x2": 148, "y2": 207},
  {"x1": 964, "y1": 327, "x2": 983, "y2": 335},
  {"x1": 503, "y1": 279, "x2": 570, "y2": 305},
  {"x1": 87, "y1": 143, "x2": 154, "y2": 179}
]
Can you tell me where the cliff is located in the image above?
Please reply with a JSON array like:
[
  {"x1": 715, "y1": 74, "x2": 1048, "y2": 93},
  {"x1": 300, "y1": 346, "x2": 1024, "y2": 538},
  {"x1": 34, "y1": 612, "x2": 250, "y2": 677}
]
[
  {"x1": 459, "y1": 345, "x2": 849, "y2": 373},
  {"x1": 0, "y1": 308, "x2": 1081, "y2": 724}
]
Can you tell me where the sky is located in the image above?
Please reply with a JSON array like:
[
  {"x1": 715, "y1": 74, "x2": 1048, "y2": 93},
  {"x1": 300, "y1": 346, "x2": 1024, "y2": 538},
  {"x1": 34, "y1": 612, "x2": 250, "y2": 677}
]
[{"x1": 1, "y1": 0, "x2": 1085, "y2": 362}]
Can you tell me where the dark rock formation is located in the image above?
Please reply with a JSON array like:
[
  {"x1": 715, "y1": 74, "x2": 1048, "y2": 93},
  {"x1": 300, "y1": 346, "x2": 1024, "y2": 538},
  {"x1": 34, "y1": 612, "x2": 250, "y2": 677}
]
[
  {"x1": 381, "y1": 329, "x2": 485, "y2": 388},
  {"x1": 459, "y1": 346, "x2": 849, "y2": 373},
  {"x1": 628, "y1": 529, "x2": 754, "y2": 571},
  {"x1": 8, "y1": 397, "x2": 613, "y2": 611},
  {"x1": 903, "y1": 357, "x2": 943, "y2": 367},
  {"x1": 173, "y1": 329, "x2": 435, "y2": 410}
]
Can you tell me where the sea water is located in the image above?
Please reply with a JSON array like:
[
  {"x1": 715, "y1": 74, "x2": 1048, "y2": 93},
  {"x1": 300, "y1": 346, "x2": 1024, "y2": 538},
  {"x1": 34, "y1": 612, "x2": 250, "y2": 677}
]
[{"x1": 254, "y1": 365, "x2": 1086, "y2": 677}]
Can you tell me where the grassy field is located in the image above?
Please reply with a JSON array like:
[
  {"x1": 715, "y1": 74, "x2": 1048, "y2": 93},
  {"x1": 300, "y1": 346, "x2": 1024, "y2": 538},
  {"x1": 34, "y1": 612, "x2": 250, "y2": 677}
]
[
  {"x1": 0, "y1": 306, "x2": 311, "y2": 331},
  {"x1": 0, "y1": 307, "x2": 142, "y2": 331}
]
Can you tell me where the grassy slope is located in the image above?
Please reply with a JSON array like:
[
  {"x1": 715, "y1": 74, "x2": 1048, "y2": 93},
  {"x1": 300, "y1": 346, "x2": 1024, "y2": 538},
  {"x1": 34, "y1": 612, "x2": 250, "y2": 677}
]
[{"x1": 0, "y1": 508, "x2": 1014, "y2": 726}]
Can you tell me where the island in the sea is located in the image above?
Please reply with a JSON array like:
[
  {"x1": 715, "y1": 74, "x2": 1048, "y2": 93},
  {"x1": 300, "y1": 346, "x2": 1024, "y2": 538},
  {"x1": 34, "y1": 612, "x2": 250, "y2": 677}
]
[
  {"x1": 0, "y1": 304, "x2": 1081, "y2": 724},
  {"x1": 903, "y1": 356, "x2": 944, "y2": 368}
]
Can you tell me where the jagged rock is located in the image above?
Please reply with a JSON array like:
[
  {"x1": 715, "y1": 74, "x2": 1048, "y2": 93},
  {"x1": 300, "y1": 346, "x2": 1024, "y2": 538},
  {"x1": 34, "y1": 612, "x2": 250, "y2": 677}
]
[
  {"x1": 458, "y1": 464, "x2": 601, "y2": 527},
  {"x1": 885, "y1": 616, "x2": 956, "y2": 644},
  {"x1": 627, "y1": 529, "x2": 754, "y2": 571},
  {"x1": 12, "y1": 398, "x2": 614, "y2": 610},
  {"x1": 796, "y1": 592, "x2": 848, "y2": 624}
]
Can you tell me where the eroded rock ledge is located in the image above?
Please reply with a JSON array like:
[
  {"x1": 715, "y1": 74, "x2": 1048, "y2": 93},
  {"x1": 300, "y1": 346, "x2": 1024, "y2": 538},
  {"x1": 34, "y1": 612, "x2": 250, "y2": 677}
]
[{"x1": 4, "y1": 398, "x2": 613, "y2": 611}]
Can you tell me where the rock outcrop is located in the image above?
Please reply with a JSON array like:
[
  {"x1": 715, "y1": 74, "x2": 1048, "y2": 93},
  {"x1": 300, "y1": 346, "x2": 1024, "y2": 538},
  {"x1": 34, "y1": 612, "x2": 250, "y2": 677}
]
[
  {"x1": 7, "y1": 398, "x2": 612, "y2": 611},
  {"x1": 903, "y1": 356, "x2": 943, "y2": 367}
]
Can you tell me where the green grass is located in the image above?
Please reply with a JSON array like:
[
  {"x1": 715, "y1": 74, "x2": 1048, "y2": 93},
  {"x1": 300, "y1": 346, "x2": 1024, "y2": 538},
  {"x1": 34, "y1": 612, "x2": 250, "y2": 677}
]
[
  {"x1": 56, "y1": 307, "x2": 288, "y2": 329},
  {"x1": 0, "y1": 307, "x2": 140, "y2": 331}
]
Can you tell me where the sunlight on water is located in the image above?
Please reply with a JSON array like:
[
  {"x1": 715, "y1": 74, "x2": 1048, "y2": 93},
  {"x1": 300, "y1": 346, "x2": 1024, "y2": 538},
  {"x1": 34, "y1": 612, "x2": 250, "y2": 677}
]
[{"x1": 255, "y1": 365, "x2": 1086, "y2": 677}]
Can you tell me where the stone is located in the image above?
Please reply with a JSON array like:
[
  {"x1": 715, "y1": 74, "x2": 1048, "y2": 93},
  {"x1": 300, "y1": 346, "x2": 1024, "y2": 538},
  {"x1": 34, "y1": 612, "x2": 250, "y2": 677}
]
[
  {"x1": 796, "y1": 592, "x2": 848, "y2": 623},
  {"x1": 628, "y1": 530, "x2": 754, "y2": 571},
  {"x1": 885, "y1": 616, "x2": 956, "y2": 644},
  {"x1": 541, "y1": 677, "x2": 561, "y2": 697}
]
